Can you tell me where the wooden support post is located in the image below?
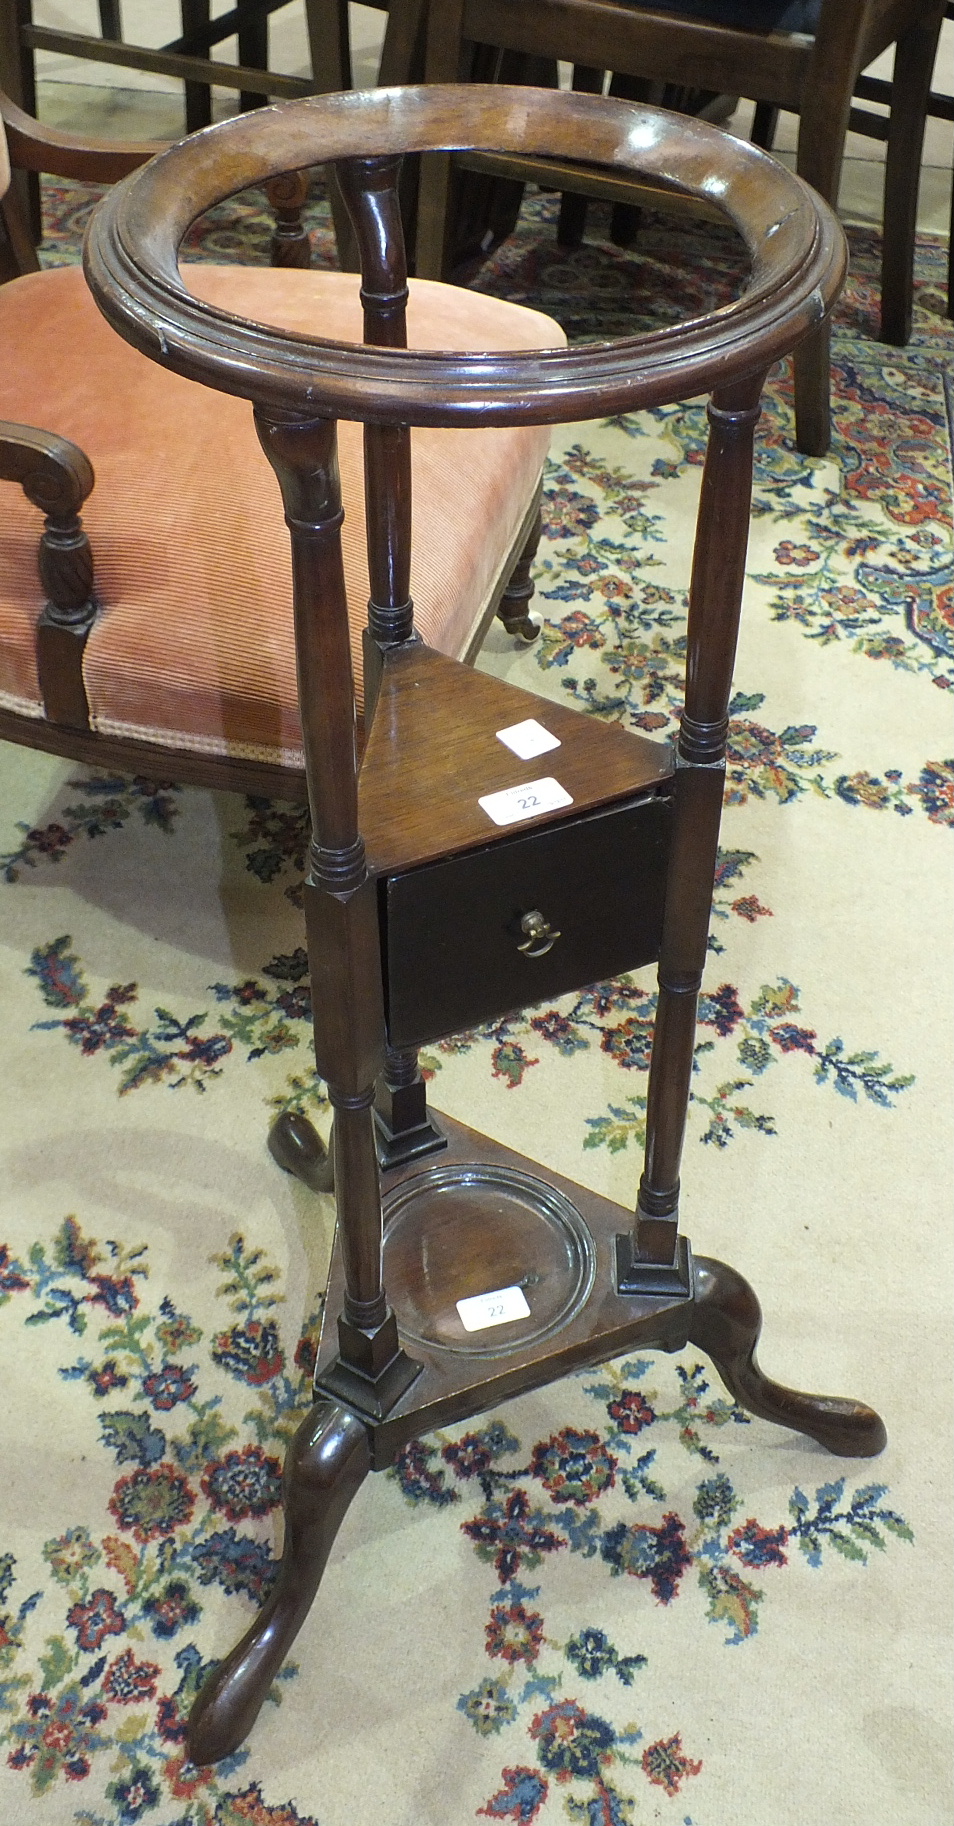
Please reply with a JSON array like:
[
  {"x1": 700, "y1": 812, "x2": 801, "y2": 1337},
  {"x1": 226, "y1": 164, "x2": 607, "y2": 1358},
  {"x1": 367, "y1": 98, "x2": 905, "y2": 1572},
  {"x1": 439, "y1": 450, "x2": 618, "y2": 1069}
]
[
  {"x1": 336, "y1": 155, "x2": 415, "y2": 717},
  {"x1": 337, "y1": 153, "x2": 447, "y2": 1167},
  {"x1": 180, "y1": 0, "x2": 212, "y2": 133},
  {"x1": 556, "y1": 66, "x2": 604, "y2": 249},
  {"x1": 254, "y1": 405, "x2": 420, "y2": 1416},
  {"x1": 373, "y1": 1043, "x2": 446, "y2": 1169},
  {"x1": 617, "y1": 371, "x2": 766, "y2": 1298}
]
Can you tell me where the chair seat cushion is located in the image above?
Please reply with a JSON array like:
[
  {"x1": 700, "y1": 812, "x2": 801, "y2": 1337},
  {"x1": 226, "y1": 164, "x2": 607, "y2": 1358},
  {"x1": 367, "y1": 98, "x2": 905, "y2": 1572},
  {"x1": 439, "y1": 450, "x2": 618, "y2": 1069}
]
[
  {"x1": 621, "y1": 0, "x2": 821, "y2": 31},
  {"x1": 0, "y1": 263, "x2": 563, "y2": 765}
]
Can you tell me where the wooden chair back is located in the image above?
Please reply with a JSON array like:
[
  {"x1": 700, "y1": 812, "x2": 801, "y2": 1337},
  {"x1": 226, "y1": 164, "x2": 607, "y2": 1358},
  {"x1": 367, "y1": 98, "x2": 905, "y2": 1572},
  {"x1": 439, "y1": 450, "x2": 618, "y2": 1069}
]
[{"x1": 417, "y1": 0, "x2": 945, "y2": 453}]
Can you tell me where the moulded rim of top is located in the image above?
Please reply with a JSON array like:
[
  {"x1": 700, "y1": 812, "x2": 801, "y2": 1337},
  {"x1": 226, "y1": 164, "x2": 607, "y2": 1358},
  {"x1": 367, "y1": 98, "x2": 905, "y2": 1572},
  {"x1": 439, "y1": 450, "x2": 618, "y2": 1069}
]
[{"x1": 83, "y1": 83, "x2": 847, "y2": 427}]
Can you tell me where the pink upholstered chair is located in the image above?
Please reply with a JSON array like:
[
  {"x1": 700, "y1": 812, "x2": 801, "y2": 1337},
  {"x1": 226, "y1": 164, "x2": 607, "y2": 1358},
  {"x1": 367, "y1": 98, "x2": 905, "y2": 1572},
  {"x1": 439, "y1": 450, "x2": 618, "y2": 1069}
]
[
  {"x1": 0, "y1": 91, "x2": 563, "y2": 1185},
  {"x1": 0, "y1": 92, "x2": 561, "y2": 800}
]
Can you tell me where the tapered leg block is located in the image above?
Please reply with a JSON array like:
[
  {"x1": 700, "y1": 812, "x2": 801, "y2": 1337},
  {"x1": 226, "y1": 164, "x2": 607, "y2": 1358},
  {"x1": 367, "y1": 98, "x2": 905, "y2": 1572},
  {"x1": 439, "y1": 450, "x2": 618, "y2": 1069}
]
[
  {"x1": 690, "y1": 1257, "x2": 887, "y2": 1458},
  {"x1": 268, "y1": 1109, "x2": 335, "y2": 1193},
  {"x1": 187, "y1": 1399, "x2": 371, "y2": 1764}
]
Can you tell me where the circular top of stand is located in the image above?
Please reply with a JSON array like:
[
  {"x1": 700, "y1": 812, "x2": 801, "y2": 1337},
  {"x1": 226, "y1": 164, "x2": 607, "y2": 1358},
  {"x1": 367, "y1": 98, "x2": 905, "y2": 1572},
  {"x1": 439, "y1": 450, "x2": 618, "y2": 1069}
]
[{"x1": 84, "y1": 84, "x2": 846, "y2": 428}]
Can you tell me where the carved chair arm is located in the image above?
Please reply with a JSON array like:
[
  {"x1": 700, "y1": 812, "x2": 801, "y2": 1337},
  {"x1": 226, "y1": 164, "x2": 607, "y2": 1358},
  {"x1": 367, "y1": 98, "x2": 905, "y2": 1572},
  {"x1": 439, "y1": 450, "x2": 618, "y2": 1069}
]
[
  {"x1": 0, "y1": 89, "x2": 163, "y2": 183},
  {"x1": 0, "y1": 418, "x2": 95, "y2": 514},
  {"x1": 0, "y1": 89, "x2": 312, "y2": 269},
  {"x1": 0, "y1": 421, "x2": 96, "y2": 730}
]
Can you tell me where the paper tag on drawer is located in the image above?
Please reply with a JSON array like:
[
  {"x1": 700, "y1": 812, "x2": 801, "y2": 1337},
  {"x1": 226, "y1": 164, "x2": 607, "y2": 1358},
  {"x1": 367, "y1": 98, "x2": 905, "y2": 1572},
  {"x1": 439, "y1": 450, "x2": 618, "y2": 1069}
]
[
  {"x1": 457, "y1": 1284, "x2": 531, "y2": 1332},
  {"x1": 478, "y1": 777, "x2": 573, "y2": 826},
  {"x1": 496, "y1": 718, "x2": 561, "y2": 760}
]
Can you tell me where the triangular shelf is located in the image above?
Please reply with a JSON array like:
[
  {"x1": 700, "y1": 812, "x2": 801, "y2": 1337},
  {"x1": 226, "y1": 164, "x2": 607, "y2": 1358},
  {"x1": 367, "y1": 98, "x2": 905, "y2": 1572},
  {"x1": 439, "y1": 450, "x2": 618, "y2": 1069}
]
[{"x1": 359, "y1": 642, "x2": 673, "y2": 876}]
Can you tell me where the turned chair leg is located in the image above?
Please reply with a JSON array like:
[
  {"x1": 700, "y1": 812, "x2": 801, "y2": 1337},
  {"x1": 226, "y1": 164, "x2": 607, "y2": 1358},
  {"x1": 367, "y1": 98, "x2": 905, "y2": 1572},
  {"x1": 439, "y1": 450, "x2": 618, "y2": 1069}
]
[
  {"x1": 497, "y1": 506, "x2": 542, "y2": 642},
  {"x1": 187, "y1": 1399, "x2": 371, "y2": 1763},
  {"x1": 690, "y1": 1258, "x2": 887, "y2": 1457}
]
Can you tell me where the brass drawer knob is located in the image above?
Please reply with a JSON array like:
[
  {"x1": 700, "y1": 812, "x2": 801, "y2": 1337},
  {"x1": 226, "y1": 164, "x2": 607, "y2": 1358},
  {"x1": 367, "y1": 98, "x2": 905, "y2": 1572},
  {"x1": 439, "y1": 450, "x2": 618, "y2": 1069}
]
[{"x1": 517, "y1": 909, "x2": 561, "y2": 958}]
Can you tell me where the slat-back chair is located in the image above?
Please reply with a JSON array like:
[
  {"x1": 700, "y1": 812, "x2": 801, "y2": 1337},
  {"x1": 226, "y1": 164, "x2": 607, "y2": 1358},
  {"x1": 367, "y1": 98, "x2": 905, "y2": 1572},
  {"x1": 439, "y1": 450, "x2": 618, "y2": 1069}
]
[
  {"x1": 0, "y1": 0, "x2": 437, "y2": 128},
  {"x1": 0, "y1": 0, "x2": 431, "y2": 258},
  {"x1": 417, "y1": 0, "x2": 946, "y2": 456}
]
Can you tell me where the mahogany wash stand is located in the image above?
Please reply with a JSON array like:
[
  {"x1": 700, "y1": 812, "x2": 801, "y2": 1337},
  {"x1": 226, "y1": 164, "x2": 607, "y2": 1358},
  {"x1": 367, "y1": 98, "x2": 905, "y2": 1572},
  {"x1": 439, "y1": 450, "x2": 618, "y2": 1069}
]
[{"x1": 84, "y1": 84, "x2": 887, "y2": 1764}]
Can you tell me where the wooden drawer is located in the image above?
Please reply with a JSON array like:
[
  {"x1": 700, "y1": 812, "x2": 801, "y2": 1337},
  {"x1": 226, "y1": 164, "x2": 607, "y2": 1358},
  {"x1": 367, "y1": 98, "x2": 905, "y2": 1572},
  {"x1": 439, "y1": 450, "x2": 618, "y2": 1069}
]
[{"x1": 380, "y1": 789, "x2": 671, "y2": 1049}]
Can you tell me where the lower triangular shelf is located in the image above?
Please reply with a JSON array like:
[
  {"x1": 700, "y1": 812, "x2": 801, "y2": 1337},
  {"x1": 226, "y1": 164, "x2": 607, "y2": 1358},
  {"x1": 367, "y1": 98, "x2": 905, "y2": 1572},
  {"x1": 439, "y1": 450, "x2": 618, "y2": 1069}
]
[{"x1": 314, "y1": 1112, "x2": 693, "y2": 1467}]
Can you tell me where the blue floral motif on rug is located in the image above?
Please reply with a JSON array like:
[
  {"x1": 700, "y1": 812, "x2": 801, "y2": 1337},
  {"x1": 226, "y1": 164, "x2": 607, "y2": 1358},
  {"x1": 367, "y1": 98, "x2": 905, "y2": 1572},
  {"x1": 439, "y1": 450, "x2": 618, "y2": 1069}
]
[{"x1": 0, "y1": 1220, "x2": 913, "y2": 1824}]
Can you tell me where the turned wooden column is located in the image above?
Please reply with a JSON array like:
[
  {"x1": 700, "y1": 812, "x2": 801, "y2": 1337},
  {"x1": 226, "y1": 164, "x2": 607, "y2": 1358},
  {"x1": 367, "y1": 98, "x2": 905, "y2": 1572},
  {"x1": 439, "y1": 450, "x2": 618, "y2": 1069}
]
[
  {"x1": 618, "y1": 370, "x2": 767, "y2": 1296},
  {"x1": 497, "y1": 498, "x2": 542, "y2": 641},
  {"x1": 336, "y1": 154, "x2": 415, "y2": 718},
  {"x1": 337, "y1": 152, "x2": 447, "y2": 1166},
  {"x1": 264, "y1": 170, "x2": 313, "y2": 269},
  {"x1": 254, "y1": 405, "x2": 420, "y2": 1416}
]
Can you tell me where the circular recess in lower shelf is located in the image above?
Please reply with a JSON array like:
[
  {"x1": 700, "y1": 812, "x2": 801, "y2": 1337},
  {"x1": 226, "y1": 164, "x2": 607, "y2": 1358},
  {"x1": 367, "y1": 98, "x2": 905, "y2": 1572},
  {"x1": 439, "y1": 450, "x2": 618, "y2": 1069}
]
[{"x1": 382, "y1": 1162, "x2": 597, "y2": 1358}]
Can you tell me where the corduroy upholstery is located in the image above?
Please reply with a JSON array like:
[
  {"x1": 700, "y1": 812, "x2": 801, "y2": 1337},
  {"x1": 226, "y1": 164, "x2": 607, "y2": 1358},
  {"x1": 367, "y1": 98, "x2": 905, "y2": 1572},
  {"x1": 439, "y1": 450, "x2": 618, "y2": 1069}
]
[{"x1": 0, "y1": 261, "x2": 562, "y2": 763}]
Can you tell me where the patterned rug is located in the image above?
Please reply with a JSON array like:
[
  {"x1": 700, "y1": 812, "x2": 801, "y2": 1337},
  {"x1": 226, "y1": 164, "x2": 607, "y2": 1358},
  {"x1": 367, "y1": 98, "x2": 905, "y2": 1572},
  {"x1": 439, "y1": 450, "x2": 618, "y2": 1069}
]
[{"x1": 0, "y1": 174, "x2": 951, "y2": 1826}]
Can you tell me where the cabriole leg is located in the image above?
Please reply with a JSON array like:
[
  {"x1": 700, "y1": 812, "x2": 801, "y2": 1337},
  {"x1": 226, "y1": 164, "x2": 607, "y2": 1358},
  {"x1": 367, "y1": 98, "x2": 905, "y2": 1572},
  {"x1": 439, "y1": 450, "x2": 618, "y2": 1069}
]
[
  {"x1": 268, "y1": 1107, "x2": 334, "y2": 1194},
  {"x1": 690, "y1": 1258, "x2": 887, "y2": 1457},
  {"x1": 187, "y1": 1399, "x2": 371, "y2": 1764}
]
